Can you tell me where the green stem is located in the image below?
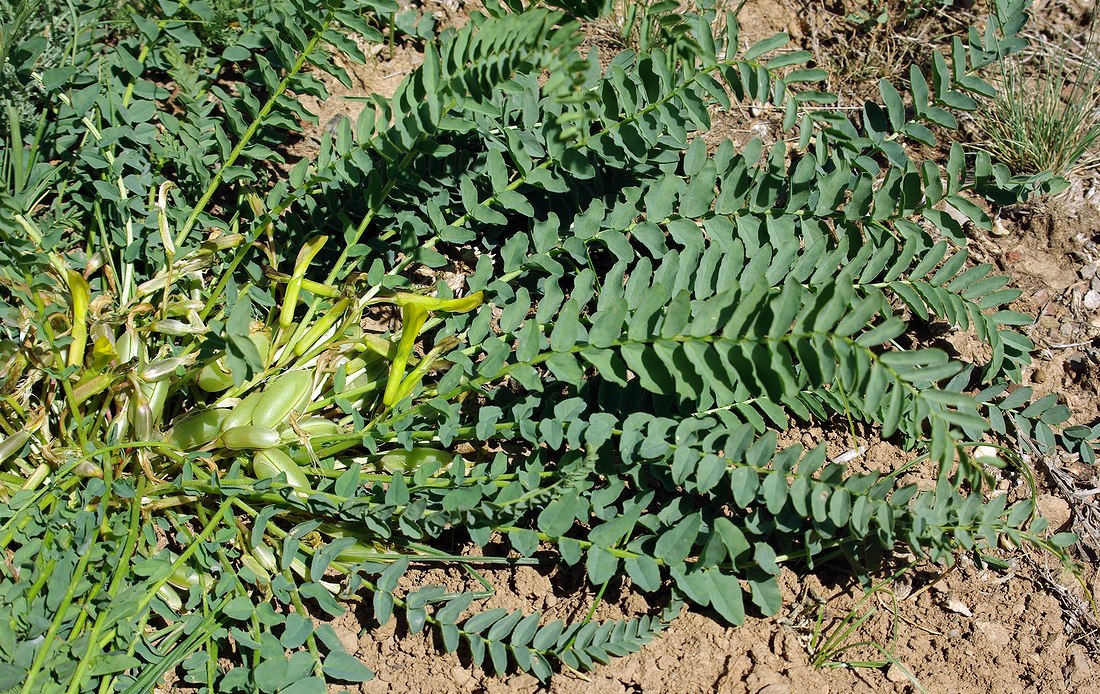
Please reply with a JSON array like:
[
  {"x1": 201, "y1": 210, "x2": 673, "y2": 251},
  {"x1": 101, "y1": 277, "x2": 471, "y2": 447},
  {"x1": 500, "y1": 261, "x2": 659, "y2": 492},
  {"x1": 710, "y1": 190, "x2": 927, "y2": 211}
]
[
  {"x1": 173, "y1": 12, "x2": 334, "y2": 250},
  {"x1": 65, "y1": 478, "x2": 145, "y2": 694},
  {"x1": 21, "y1": 529, "x2": 99, "y2": 693}
]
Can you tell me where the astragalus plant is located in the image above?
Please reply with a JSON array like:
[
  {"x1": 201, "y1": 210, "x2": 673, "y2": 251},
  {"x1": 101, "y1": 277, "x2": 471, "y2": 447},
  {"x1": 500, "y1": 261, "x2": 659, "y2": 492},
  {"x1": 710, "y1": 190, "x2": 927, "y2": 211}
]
[{"x1": 0, "y1": 0, "x2": 1090, "y2": 690}]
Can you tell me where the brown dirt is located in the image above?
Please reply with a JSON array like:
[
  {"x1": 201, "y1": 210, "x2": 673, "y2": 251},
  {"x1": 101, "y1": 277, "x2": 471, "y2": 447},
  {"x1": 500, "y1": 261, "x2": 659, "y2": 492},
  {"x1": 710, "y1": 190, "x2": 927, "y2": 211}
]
[
  {"x1": 270, "y1": 1, "x2": 1100, "y2": 692},
  {"x1": 319, "y1": 547, "x2": 1099, "y2": 693}
]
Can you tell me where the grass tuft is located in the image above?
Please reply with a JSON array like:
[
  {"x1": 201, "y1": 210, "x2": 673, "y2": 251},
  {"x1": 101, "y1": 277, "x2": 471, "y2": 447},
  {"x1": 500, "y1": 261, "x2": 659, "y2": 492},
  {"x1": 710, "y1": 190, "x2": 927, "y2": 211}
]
[{"x1": 976, "y1": 21, "x2": 1100, "y2": 178}]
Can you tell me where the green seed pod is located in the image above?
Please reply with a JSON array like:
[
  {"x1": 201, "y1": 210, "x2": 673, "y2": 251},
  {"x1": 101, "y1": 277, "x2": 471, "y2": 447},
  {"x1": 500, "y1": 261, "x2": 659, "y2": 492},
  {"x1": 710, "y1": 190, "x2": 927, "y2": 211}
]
[
  {"x1": 201, "y1": 233, "x2": 246, "y2": 252},
  {"x1": 296, "y1": 417, "x2": 342, "y2": 437},
  {"x1": 375, "y1": 447, "x2": 454, "y2": 473},
  {"x1": 72, "y1": 461, "x2": 103, "y2": 478},
  {"x1": 139, "y1": 357, "x2": 187, "y2": 383},
  {"x1": 336, "y1": 542, "x2": 384, "y2": 563},
  {"x1": 115, "y1": 328, "x2": 147, "y2": 365},
  {"x1": 220, "y1": 425, "x2": 281, "y2": 450},
  {"x1": 252, "y1": 371, "x2": 312, "y2": 429},
  {"x1": 293, "y1": 298, "x2": 351, "y2": 357},
  {"x1": 197, "y1": 361, "x2": 234, "y2": 392},
  {"x1": 169, "y1": 409, "x2": 230, "y2": 450},
  {"x1": 157, "y1": 584, "x2": 182, "y2": 611},
  {"x1": 147, "y1": 319, "x2": 206, "y2": 336},
  {"x1": 280, "y1": 276, "x2": 304, "y2": 329},
  {"x1": 317, "y1": 523, "x2": 385, "y2": 561},
  {"x1": 240, "y1": 552, "x2": 271, "y2": 585},
  {"x1": 131, "y1": 399, "x2": 153, "y2": 441},
  {"x1": 251, "y1": 544, "x2": 278, "y2": 573},
  {"x1": 72, "y1": 374, "x2": 112, "y2": 404},
  {"x1": 252, "y1": 448, "x2": 310, "y2": 489},
  {"x1": 221, "y1": 390, "x2": 263, "y2": 431},
  {"x1": 0, "y1": 430, "x2": 31, "y2": 464},
  {"x1": 147, "y1": 380, "x2": 169, "y2": 431},
  {"x1": 166, "y1": 562, "x2": 203, "y2": 590}
]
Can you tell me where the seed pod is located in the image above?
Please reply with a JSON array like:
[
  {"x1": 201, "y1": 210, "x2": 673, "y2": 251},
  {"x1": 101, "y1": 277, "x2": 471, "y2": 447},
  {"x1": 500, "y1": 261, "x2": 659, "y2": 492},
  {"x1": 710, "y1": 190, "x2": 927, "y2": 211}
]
[
  {"x1": 295, "y1": 417, "x2": 342, "y2": 437},
  {"x1": 157, "y1": 584, "x2": 182, "y2": 611},
  {"x1": 139, "y1": 357, "x2": 188, "y2": 383},
  {"x1": 301, "y1": 278, "x2": 341, "y2": 298},
  {"x1": 0, "y1": 430, "x2": 32, "y2": 464},
  {"x1": 293, "y1": 298, "x2": 351, "y2": 357},
  {"x1": 220, "y1": 425, "x2": 280, "y2": 450},
  {"x1": 317, "y1": 523, "x2": 386, "y2": 561},
  {"x1": 169, "y1": 409, "x2": 230, "y2": 450},
  {"x1": 72, "y1": 461, "x2": 103, "y2": 478},
  {"x1": 164, "y1": 299, "x2": 204, "y2": 317},
  {"x1": 156, "y1": 181, "x2": 177, "y2": 257},
  {"x1": 251, "y1": 544, "x2": 278, "y2": 573},
  {"x1": 252, "y1": 448, "x2": 310, "y2": 489},
  {"x1": 280, "y1": 276, "x2": 304, "y2": 329},
  {"x1": 357, "y1": 334, "x2": 398, "y2": 361},
  {"x1": 147, "y1": 380, "x2": 169, "y2": 431},
  {"x1": 279, "y1": 235, "x2": 328, "y2": 328},
  {"x1": 146, "y1": 319, "x2": 206, "y2": 336},
  {"x1": 240, "y1": 552, "x2": 271, "y2": 585},
  {"x1": 115, "y1": 328, "x2": 146, "y2": 364},
  {"x1": 71, "y1": 373, "x2": 112, "y2": 405},
  {"x1": 383, "y1": 304, "x2": 429, "y2": 407},
  {"x1": 197, "y1": 361, "x2": 234, "y2": 392},
  {"x1": 131, "y1": 398, "x2": 153, "y2": 441},
  {"x1": 221, "y1": 390, "x2": 263, "y2": 431},
  {"x1": 375, "y1": 447, "x2": 454, "y2": 473},
  {"x1": 252, "y1": 371, "x2": 312, "y2": 428},
  {"x1": 85, "y1": 250, "x2": 109, "y2": 276},
  {"x1": 388, "y1": 336, "x2": 460, "y2": 406},
  {"x1": 167, "y1": 561, "x2": 203, "y2": 590},
  {"x1": 336, "y1": 542, "x2": 384, "y2": 563},
  {"x1": 201, "y1": 233, "x2": 246, "y2": 252},
  {"x1": 280, "y1": 416, "x2": 340, "y2": 444},
  {"x1": 264, "y1": 268, "x2": 340, "y2": 298}
]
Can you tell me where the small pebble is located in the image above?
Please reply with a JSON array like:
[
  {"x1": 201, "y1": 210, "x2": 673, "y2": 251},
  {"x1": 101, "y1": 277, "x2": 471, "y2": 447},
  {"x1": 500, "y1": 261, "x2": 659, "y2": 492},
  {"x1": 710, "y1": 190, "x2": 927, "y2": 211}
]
[
  {"x1": 1084, "y1": 290, "x2": 1100, "y2": 310},
  {"x1": 945, "y1": 598, "x2": 973, "y2": 616},
  {"x1": 1032, "y1": 367, "x2": 1049, "y2": 384},
  {"x1": 1037, "y1": 494, "x2": 1072, "y2": 531},
  {"x1": 1081, "y1": 264, "x2": 1098, "y2": 280},
  {"x1": 975, "y1": 620, "x2": 1012, "y2": 647},
  {"x1": 885, "y1": 664, "x2": 909, "y2": 683},
  {"x1": 992, "y1": 218, "x2": 1010, "y2": 236},
  {"x1": 1061, "y1": 323, "x2": 1075, "y2": 336}
]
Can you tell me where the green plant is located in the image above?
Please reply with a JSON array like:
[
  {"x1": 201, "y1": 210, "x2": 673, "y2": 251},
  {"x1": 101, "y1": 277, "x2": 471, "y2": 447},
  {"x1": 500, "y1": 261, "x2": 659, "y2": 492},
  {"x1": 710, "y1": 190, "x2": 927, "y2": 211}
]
[
  {"x1": 609, "y1": 0, "x2": 697, "y2": 53},
  {"x1": 844, "y1": 0, "x2": 951, "y2": 31},
  {"x1": 807, "y1": 565, "x2": 925, "y2": 691},
  {"x1": 975, "y1": 16, "x2": 1100, "y2": 179},
  {"x1": 0, "y1": 0, "x2": 1092, "y2": 690},
  {"x1": 805, "y1": 0, "x2": 975, "y2": 94}
]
